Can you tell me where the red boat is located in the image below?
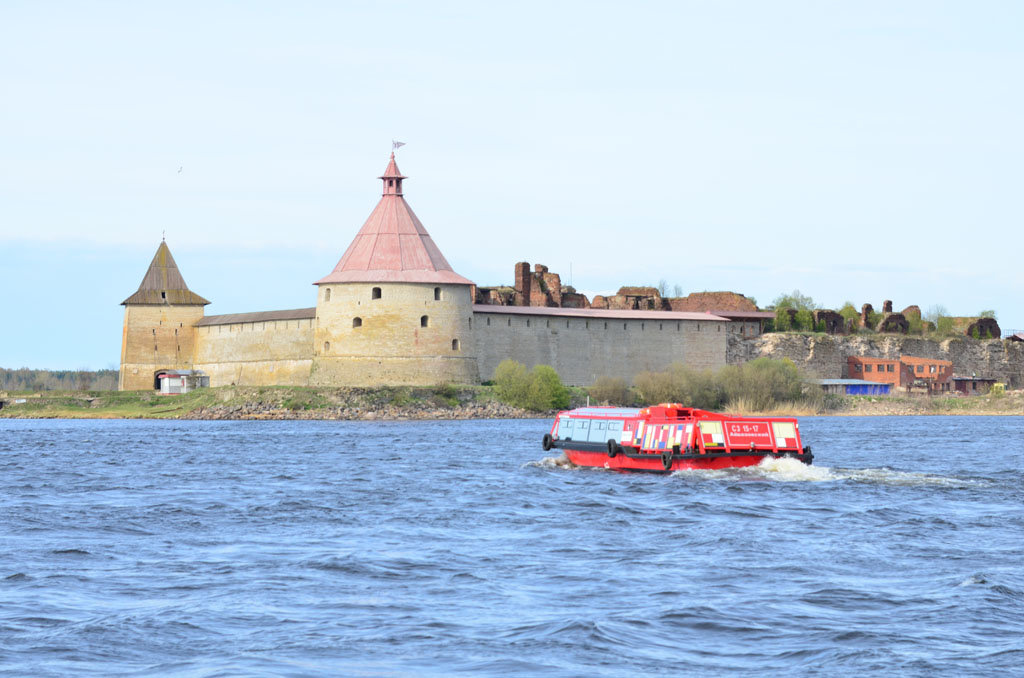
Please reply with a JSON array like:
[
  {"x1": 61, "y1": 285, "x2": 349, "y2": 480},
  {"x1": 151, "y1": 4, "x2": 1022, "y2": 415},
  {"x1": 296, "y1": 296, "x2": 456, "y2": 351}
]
[{"x1": 541, "y1": 403, "x2": 812, "y2": 472}]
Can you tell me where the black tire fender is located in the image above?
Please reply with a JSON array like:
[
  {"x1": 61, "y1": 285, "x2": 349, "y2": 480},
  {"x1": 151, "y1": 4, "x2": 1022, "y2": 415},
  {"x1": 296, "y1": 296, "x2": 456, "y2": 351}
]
[
  {"x1": 542, "y1": 433, "x2": 553, "y2": 451},
  {"x1": 607, "y1": 439, "x2": 619, "y2": 458},
  {"x1": 662, "y1": 449, "x2": 673, "y2": 471}
]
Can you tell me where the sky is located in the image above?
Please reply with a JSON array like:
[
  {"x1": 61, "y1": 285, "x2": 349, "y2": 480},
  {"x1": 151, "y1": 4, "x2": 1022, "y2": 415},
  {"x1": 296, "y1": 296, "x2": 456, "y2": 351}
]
[{"x1": 1, "y1": 1, "x2": 1022, "y2": 369}]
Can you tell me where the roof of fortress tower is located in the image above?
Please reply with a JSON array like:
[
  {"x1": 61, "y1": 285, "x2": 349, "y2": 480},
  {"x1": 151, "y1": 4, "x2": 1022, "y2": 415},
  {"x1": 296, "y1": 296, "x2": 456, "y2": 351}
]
[
  {"x1": 315, "y1": 153, "x2": 474, "y2": 286},
  {"x1": 122, "y1": 240, "x2": 210, "y2": 306}
]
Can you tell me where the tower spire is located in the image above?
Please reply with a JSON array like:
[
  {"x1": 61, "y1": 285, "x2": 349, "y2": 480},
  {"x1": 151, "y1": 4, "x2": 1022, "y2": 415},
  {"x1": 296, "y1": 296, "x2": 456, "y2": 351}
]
[{"x1": 379, "y1": 152, "x2": 406, "y2": 196}]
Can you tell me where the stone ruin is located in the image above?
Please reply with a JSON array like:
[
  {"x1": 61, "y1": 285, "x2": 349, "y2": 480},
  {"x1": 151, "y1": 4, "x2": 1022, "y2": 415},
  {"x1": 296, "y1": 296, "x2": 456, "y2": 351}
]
[
  {"x1": 964, "y1": 317, "x2": 1001, "y2": 339},
  {"x1": 813, "y1": 309, "x2": 845, "y2": 334}
]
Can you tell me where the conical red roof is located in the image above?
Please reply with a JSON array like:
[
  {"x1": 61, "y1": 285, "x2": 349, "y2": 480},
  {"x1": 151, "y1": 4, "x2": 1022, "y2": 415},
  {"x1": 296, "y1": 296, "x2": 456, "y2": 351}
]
[
  {"x1": 122, "y1": 240, "x2": 210, "y2": 305},
  {"x1": 316, "y1": 154, "x2": 473, "y2": 285}
]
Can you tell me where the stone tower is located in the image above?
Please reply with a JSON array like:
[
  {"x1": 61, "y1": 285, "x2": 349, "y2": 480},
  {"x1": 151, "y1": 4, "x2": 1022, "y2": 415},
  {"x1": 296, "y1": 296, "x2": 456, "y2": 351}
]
[
  {"x1": 310, "y1": 153, "x2": 478, "y2": 386},
  {"x1": 118, "y1": 240, "x2": 209, "y2": 390}
]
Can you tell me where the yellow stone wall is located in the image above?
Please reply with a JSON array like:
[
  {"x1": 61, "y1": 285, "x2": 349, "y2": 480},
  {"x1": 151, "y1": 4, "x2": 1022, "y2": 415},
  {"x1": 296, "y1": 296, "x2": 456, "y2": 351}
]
[
  {"x1": 118, "y1": 305, "x2": 205, "y2": 391},
  {"x1": 310, "y1": 282, "x2": 479, "y2": 386},
  {"x1": 193, "y1": 318, "x2": 314, "y2": 386}
]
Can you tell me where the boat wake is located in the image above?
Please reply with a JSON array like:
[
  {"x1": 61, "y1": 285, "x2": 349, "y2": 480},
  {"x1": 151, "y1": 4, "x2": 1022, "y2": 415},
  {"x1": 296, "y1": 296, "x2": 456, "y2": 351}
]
[
  {"x1": 526, "y1": 453, "x2": 578, "y2": 470},
  {"x1": 671, "y1": 456, "x2": 973, "y2": 486},
  {"x1": 529, "y1": 454, "x2": 972, "y2": 487}
]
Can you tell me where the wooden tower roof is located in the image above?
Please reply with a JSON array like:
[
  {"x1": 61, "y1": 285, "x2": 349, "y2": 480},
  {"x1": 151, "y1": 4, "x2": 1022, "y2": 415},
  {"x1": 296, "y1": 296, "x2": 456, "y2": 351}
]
[{"x1": 122, "y1": 240, "x2": 210, "y2": 306}]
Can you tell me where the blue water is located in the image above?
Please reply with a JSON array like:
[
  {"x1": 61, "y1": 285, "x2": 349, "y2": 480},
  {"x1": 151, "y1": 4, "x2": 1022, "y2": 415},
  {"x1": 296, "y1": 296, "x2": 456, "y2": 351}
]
[{"x1": 1, "y1": 417, "x2": 1022, "y2": 677}]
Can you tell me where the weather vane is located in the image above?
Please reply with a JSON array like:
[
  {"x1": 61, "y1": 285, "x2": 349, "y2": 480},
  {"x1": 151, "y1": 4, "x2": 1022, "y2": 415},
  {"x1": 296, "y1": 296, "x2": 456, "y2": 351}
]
[{"x1": 392, "y1": 140, "x2": 406, "y2": 152}]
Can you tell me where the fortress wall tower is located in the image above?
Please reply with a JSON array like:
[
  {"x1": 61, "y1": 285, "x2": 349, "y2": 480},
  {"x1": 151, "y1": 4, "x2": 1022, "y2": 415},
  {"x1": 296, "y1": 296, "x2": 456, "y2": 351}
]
[
  {"x1": 310, "y1": 153, "x2": 479, "y2": 386},
  {"x1": 118, "y1": 241, "x2": 209, "y2": 390}
]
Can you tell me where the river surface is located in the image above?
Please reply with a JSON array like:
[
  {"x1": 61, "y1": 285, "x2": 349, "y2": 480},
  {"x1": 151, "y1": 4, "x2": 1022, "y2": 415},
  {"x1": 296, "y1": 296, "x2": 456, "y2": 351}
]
[{"x1": 1, "y1": 416, "x2": 1022, "y2": 677}]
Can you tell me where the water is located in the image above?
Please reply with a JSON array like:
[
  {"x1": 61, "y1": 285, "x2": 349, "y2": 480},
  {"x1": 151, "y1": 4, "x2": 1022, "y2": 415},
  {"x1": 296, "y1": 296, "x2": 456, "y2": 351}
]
[{"x1": 1, "y1": 416, "x2": 1022, "y2": 677}]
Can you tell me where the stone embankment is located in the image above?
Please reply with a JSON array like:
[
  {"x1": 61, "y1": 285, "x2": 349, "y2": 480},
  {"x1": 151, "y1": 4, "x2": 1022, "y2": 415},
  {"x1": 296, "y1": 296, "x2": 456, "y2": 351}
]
[
  {"x1": 185, "y1": 401, "x2": 537, "y2": 420},
  {"x1": 730, "y1": 334, "x2": 1024, "y2": 387}
]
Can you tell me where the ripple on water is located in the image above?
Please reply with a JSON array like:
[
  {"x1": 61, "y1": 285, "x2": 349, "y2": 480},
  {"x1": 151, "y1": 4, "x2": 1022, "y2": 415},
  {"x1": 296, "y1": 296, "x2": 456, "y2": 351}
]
[{"x1": 0, "y1": 417, "x2": 1021, "y2": 677}]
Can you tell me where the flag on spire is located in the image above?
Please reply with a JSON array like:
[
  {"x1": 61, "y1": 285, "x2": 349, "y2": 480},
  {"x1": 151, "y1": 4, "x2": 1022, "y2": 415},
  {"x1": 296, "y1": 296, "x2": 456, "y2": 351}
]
[{"x1": 392, "y1": 140, "x2": 406, "y2": 151}]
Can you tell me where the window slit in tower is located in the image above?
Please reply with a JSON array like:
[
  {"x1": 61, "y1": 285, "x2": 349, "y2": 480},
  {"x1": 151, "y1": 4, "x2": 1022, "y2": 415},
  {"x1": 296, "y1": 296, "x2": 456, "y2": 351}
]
[{"x1": 421, "y1": 315, "x2": 429, "y2": 328}]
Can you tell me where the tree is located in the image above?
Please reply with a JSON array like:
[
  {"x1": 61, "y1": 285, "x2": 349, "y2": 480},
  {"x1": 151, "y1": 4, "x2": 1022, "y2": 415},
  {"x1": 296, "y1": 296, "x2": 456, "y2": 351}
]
[
  {"x1": 979, "y1": 310, "x2": 997, "y2": 319},
  {"x1": 838, "y1": 302, "x2": 859, "y2": 328},
  {"x1": 657, "y1": 279, "x2": 669, "y2": 297},
  {"x1": 672, "y1": 284, "x2": 683, "y2": 297},
  {"x1": 924, "y1": 305, "x2": 948, "y2": 324}
]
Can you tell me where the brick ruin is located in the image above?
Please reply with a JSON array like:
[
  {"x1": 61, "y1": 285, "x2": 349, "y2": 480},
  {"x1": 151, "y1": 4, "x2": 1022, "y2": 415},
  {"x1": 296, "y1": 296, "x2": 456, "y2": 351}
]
[{"x1": 474, "y1": 262, "x2": 758, "y2": 314}]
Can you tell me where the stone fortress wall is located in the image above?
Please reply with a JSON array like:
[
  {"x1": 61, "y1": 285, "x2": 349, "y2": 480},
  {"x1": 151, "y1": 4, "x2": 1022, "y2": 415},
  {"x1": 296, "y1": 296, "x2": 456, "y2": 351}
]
[
  {"x1": 473, "y1": 309, "x2": 728, "y2": 386},
  {"x1": 119, "y1": 154, "x2": 1018, "y2": 392},
  {"x1": 192, "y1": 315, "x2": 315, "y2": 387}
]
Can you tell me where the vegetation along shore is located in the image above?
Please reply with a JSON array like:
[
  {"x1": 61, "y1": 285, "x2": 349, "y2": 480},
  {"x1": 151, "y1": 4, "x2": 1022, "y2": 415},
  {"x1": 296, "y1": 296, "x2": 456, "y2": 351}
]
[{"x1": 2, "y1": 359, "x2": 1021, "y2": 420}]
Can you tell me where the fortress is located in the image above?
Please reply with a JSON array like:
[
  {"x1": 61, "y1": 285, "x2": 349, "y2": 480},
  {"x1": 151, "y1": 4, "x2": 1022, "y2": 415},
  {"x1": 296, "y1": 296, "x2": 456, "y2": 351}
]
[{"x1": 118, "y1": 154, "x2": 763, "y2": 391}]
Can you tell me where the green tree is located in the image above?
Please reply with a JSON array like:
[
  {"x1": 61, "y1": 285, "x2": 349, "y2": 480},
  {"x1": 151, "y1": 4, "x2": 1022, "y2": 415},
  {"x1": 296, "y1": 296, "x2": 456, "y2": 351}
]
[
  {"x1": 979, "y1": 310, "x2": 997, "y2": 319},
  {"x1": 493, "y1": 359, "x2": 531, "y2": 408},
  {"x1": 838, "y1": 302, "x2": 859, "y2": 328},
  {"x1": 528, "y1": 365, "x2": 569, "y2": 410},
  {"x1": 771, "y1": 290, "x2": 817, "y2": 332}
]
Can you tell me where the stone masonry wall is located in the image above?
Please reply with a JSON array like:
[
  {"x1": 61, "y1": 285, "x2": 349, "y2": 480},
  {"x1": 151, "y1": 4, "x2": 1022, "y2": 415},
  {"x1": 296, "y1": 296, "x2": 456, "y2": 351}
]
[
  {"x1": 193, "y1": 318, "x2": 314, "y2": 386},
  {"x1": 728, "y1": 333, "x2": 1024, "y2": 387},
  {"x1": 119, "y1": 305, "x2": 205, "y2": 391},
  {"x1": 474, "y1": 313, "x2": 727, "y2": 386}
]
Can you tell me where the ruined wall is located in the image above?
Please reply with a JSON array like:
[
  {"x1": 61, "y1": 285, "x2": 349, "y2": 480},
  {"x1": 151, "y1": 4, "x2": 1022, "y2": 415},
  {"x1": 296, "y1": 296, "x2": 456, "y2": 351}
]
[
  {"x1": 728, "y1": 333, "x2": 1024, "y2": 387},
  {"x1": 473, "y1": 313, "x2": 727, "y2": 386},
  {"x1": 193, "y1": 318, "x2": 314, "y2": 386},
  {"x1": 118, "y1": 305, "x2": 205, "y2": 391}
]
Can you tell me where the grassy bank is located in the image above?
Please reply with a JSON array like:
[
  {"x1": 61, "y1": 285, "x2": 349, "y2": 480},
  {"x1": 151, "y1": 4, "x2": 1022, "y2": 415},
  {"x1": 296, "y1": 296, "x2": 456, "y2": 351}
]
[{"x1": 1, "y1": 385, "x2": 1021, "y2": 419}]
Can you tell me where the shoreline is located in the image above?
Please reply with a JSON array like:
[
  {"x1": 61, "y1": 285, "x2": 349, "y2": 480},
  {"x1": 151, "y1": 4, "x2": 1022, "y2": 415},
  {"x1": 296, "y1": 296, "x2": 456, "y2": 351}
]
[{"x1": 2, "y1": 385, "x2": 1022, "y2": 420}]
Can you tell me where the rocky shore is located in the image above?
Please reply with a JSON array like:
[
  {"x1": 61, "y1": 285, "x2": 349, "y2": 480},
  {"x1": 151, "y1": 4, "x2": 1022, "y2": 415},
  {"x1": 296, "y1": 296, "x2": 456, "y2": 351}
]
[{"x1": 184, "y1": 400, "x2": 539, "y2": 420}]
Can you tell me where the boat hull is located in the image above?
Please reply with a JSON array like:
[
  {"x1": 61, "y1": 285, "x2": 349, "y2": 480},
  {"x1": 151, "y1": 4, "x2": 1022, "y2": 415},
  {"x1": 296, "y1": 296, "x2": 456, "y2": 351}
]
[{"x1": 563, "y1": 447, "x2": 808, "y2": 472}]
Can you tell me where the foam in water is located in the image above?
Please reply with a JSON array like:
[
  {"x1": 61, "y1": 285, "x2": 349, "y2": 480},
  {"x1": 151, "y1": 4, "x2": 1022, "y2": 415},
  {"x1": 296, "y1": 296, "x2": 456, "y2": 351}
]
[{"x1": 529, "y1": 452, "x2": 970, "y2": 487}]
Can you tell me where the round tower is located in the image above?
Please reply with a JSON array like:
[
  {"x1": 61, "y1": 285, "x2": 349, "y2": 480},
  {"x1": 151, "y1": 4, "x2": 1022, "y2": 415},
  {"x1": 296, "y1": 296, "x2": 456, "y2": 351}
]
[
  {"x1": 118, "y1": 240, "x2": 209, "y2": 390},
  {"x1": 311, "y1": 153, "x2": 478, "y2": 386}
]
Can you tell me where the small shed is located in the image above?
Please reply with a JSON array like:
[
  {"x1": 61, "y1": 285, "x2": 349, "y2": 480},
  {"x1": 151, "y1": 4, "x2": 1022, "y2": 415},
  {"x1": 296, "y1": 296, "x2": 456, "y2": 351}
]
[
  {"x1": 951, "y1": 376, "x2": 997, "y2": 395},
  {"x1": 815, "y1": 379, "x2": 891, "y2": 396},
  {"x1": 156, "y1": 370, "x2": 209, "y2": 395}
]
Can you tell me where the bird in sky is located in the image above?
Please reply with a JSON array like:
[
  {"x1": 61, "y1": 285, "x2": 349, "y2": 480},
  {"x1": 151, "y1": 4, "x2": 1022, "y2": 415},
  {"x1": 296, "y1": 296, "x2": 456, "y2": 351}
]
[{"x1": 177, "y1": 166, "x2": 183, "y2": 173}]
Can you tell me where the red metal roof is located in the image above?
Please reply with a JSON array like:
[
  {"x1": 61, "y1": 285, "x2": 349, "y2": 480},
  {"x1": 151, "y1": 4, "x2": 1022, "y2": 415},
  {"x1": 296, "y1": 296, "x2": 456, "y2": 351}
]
[{"x1": 316, "y1": 154, "x2": 473, "y2": 286}]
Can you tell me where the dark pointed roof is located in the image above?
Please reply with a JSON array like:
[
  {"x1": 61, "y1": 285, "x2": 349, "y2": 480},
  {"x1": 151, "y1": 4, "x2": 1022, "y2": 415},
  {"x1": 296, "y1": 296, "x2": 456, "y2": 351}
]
[
  {"x1": 316, "y1": 154, "x2": 473, "y2": 286},
  {"x1": 122, "y1": 240, "x2": 210, "y2": 306}
]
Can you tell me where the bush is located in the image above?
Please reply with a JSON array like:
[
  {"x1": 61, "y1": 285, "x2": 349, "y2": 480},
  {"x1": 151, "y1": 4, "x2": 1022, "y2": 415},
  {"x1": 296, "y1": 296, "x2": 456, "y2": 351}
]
[
  {"x1": 718, "y1": 358, "x2": 803, "y2": 411},
  {"x1": 633, "y1": 358, "x2": 809, "y2": 412},
  {"x1": 632, "y1": 363, "x2": 723, "y2": 410},
  {"x1": 528, "y1": 365, "x2": 569, "y2": 411},
  {"x1": 588, "y1": 376, "x2": 631, "y2": 405},
  {"x1": 493, "y1": 359, "x2": 531, "y2": 407},
  {"x1": 492, "y1": 360, "x2": 569, "y2": 411}
]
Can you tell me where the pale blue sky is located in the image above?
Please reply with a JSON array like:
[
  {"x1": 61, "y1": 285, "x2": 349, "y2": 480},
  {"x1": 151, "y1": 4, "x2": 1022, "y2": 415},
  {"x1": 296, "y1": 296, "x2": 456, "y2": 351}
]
[{"x1": 1, "y1": 1, "x2": 1021, "y2": 369}]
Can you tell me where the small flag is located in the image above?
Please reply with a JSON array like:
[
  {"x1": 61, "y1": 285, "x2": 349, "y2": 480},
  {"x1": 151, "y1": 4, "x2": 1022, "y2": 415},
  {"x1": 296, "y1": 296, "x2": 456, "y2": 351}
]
[{"x1": 392, "y1": 140, "x2": 406, "y2": 150}]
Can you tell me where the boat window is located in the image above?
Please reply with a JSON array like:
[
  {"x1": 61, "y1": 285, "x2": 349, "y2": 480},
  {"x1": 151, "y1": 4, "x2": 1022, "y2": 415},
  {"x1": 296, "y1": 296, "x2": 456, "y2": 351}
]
[
  {"x1": 698, "y1": 420, "x2": 724, "y2": 446},
  {"x1": 772, "y1": 422, "x2": 796, "y2": 446}
]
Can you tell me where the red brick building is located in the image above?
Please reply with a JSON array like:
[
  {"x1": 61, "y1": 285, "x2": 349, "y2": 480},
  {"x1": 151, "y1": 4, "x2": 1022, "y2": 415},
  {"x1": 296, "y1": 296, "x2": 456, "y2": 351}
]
[{"x1": 846, "y1": 356, "x2": 953, "y2": 393}]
